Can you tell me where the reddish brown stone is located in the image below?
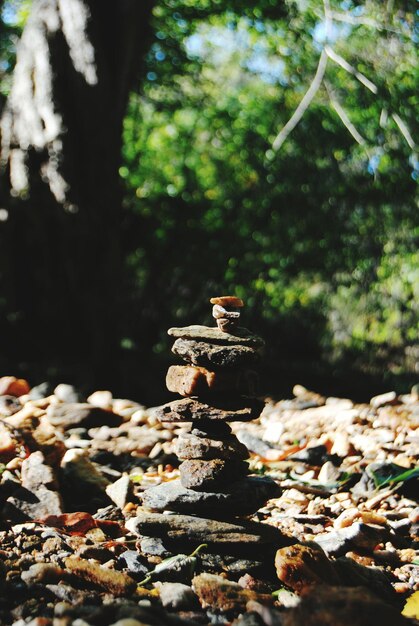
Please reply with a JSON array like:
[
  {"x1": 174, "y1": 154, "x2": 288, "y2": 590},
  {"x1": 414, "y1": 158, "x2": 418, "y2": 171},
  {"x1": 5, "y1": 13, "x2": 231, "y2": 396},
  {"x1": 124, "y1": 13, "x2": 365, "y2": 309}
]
[
  {"x1": 275, "y1": 544, "x2": 338, "y2": 593},
  {"x1": 166, "y1": 365, "x2": 258, "y2": 397},
  {"x1": 210, "y1": 296, "x2": 244, "y2": 308}
]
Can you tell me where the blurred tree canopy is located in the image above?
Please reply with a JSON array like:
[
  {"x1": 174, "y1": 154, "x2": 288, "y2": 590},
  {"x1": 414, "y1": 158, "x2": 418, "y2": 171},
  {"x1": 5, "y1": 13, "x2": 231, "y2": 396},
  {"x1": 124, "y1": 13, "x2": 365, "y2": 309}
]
[{"x1": 0, "y1": 0, "x2": 417, "y2": 402}]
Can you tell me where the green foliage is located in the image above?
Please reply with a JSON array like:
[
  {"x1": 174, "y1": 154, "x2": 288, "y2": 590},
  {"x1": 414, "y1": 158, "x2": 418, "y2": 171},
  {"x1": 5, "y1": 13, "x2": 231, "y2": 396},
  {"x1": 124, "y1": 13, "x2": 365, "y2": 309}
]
[{"x1": 120, "y1": 0, "x2": 418, "y2": 387}]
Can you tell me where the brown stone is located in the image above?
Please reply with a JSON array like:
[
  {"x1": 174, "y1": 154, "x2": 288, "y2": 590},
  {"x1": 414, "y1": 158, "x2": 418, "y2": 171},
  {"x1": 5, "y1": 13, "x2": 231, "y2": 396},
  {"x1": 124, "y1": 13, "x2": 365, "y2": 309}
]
[
  {"x1": 64, "y1": 557, "x2": 136, "y2": 596},
  {"x1": 172, "y1": 338, "x2": 262, "y2": 369},
  {"x1": 175, "y1": 432, "x2": 249, "y2": 461},
  {"x1": 155, "y1": 396, "x2": 264, "y2": 423},
  {"x1": 281, "y1": 585, "x2": 412, "y2": 626},
  {"x1": 217, "y1": 318, "x2": 238, "y2": 333},
  {"x1": 275, "y1": 544, "x2": 338, "y2": 593},
  {"x1": 0, "y1": 376, "x2": 30, "y2": 397},
  {"x1": 179, "y1": 459, "x2": 248, "y2": 490},
  {"x1": 192, "y1": 573, "x2": 272, "y2": 613},
  {"x1": 166, "y1": 365, "x2": 258, "y2": 397},
  {"x1": 210, "y1": 296, "x2": 244, "y2": 308}
]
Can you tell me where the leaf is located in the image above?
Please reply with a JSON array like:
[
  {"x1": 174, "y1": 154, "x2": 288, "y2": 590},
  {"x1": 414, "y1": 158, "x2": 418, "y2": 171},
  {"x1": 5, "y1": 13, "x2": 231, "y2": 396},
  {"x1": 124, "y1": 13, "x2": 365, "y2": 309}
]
[
  {"x1": 37, "y1": 512, "x2": 124, "y2": 537},
  {"x1": 369, "y1": 463, "x2": 419, "y2": 489},
  {"x1": 138, "y1": 543, "x2": 207, "y2": 586},
  {"x1": 402, "y1": 591, "x2": 419, "y2": 620}
]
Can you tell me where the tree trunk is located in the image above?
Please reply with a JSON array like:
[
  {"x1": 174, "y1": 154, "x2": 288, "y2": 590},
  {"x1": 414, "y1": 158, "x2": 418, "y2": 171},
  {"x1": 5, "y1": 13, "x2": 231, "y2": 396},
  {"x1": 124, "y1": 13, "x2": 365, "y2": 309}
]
[{"x1": 0, "y1": 0, "x2": 153, "y2": 390}]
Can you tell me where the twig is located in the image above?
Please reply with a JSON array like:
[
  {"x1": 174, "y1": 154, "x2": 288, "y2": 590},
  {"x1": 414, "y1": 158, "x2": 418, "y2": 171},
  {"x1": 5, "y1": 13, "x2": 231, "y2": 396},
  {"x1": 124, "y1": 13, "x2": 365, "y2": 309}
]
[
  {"x1": 324, "y1": 45, "x2": 378, "y2": 94},
  {"x1": 325, "y1": 83, "x2": 366, "y2": 145},
  {"x1": 272, "y1": 49, "x2": 328, "y2": 151},
  {"x1": 392, "y1": 113, "x2": 416, "y2": 149}
]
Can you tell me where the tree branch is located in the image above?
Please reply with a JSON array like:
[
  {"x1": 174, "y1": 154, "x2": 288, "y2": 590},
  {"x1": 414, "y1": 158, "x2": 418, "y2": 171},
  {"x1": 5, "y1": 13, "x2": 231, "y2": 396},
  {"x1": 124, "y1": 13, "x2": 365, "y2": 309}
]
[
  {"x1": 325, "y1": 83, "x2": 366, "y2": 145},
  {"x1": 324, "y1": 45, "x2": 378, "y2": 94},
  {"x1": 272, "y1": 49, "x2": 328, "y2": 151}
]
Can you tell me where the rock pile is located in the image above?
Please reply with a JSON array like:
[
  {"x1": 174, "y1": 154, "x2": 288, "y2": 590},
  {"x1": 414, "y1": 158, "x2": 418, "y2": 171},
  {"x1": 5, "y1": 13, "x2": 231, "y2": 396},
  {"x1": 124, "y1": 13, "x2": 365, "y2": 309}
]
[{"x1": 140, "y1": 297, "x2": 282, "y2": 564}]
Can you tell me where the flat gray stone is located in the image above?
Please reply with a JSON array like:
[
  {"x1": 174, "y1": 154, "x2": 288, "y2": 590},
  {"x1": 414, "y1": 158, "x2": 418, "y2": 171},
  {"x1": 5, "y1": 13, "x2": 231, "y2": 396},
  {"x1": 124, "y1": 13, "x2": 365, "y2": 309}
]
[
  {"x1": 172, "y1": 338, "x2": 262, "y2": 368},
  {"x1": 105, "y1": 475, "x2": 133, "y2": 509},
  {"x1": 179, "y1": 459, "x2": 248, "y2": 490},
  {"x1": 168, "y1": 325, "x2": 264, "y2": 347},
  {"x1": 126, "y1": 511, "x2": 285, "y2": 547},
  {"x1": 46, "y1": 403, "x2": 122, "y2": 430},
  {"x1": 175, "y1": 432, "x2": 249, "y2": 461},
  {"x1": 155, "y1": 397, "x2": 264, "y2": 424},
  {"x1": 315, "y1": 522, "x2": 390, "y2": 557},
  {"x1": 141, "y1": 476, "x2": 280, "y2": 516}
]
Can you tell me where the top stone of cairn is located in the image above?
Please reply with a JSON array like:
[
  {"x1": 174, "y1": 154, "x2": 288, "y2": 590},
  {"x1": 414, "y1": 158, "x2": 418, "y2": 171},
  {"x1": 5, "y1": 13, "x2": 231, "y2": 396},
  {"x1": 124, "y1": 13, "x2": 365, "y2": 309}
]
[{"x1": 209, "y1": 296, "x2": 244, "y2": 308}]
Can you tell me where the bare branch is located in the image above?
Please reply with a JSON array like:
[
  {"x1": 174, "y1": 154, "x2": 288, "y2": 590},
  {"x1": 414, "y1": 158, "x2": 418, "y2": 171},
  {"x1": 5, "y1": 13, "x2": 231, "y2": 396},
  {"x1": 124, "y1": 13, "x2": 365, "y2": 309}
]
[
  {"x1": 392, "y1": 113, "x2": 416, "y2": 150},
  {"x1": 324, "y1": 45, "x2": 378, "y2": 94},
  {"x1": 325, "y1": 83, "x2": 366, "y2": 145},
  {"x1": 272, "y1": 50, "x2": 328, "y2": 151}
]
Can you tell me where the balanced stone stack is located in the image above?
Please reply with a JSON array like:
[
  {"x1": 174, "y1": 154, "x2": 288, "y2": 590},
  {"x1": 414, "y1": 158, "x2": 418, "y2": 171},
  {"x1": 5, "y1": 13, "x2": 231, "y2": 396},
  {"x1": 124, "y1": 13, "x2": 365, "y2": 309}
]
[{"x1": 139, "y1": 298, "x2": 282, "y2": 566}]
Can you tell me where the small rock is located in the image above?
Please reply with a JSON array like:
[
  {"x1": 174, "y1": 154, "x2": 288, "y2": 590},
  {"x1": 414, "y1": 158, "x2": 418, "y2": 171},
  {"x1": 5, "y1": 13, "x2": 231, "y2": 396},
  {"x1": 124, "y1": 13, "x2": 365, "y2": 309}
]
[
  {"x1": 192, "y1": 573, "x2": 271, "y2": 613},
  {"x1": 106, "y1": 475, "x2": 134, "y2": 509},
  {"x1": 139, "y1": 537, "x2": 172, "y2": 557},
  {"x1": 54, "y1": 383, "x2": 84, "y2": 403},
  {"x1": 370, "y1": 391, "x2": 398, "y2": 408},
  {"x1": 315, "y1": 522, "x2": 388, "y2": 557},
  {"x1": 212, "y1": 304, "x2": 240, "y2": 320},
  {"x1": 281, "y1": 585, "x2": 411, "y2": 626},
  {"x1": 65, "y1": 557, "x2": 136, "y2": 595},
  {"x1": 0, "y1": 376, "x2": 30, "y2": 397},
  {"x1": 28, "y1": 382, "x2": 53, "y2": 400},
  {"x1": 21, "y1": 563, "x2": 65, "y2": 585},
  {"x1": 46, "y1": 403, "x2": 122, "y2": 430},
  {"x1": 0, "y1": 395, "x2": 22, "y2": 416},
  {"x1": 155, "y1": 582, "x2": 198, "y2": 610},
  {"x1": 87, "y1": 390, "x2": 113, "y2": 409},
  {"x1": 275, "y1": 544, "x2": 337, "y2": 592},
  {"x1": 60, "y1": 448, "x2": 110, "y2": 510},
  {"x1": 118, "y1": 551, "x2": 149, "y2": 578},
  {"x1": 217, "y1": 318, "x2": 238, "y2": 333}
]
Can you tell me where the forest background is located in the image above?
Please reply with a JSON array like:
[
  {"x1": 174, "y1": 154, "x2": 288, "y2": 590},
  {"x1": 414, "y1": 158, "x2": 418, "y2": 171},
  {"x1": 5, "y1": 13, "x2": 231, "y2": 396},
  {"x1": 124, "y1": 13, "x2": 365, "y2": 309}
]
[{"x1": 0, "y1": 0, "x2": 417, "y2": 405}]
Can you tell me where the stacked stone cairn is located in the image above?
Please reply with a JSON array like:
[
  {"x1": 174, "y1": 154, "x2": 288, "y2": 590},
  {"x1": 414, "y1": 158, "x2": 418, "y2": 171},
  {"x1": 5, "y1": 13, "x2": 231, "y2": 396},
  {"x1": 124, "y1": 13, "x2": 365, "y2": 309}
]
[{"x1": 136, "y1": 297, "x2": 284, "y2": 573}]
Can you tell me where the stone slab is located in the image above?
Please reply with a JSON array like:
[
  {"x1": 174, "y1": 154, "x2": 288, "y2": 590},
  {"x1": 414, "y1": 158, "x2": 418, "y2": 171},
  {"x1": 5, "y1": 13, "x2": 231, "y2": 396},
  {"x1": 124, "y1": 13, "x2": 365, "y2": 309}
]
[
  {"x1": 126, "y1": 511, "x2": 285, "y2": 547},
  {"x1": 141, "y1": 476, "x2": 280, "y2": 516},
  {"x1": 155, "y1": 397, "x2": 264, "y2": 423},
  {"x1": 168, "y1": 325, "x2": 264, "y2": 347}
]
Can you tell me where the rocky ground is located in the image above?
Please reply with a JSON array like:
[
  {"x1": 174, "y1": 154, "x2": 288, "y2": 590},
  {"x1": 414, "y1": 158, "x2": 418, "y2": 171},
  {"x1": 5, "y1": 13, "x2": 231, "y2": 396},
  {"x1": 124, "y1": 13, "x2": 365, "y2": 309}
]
[{"x1": 0, "y1": 377, "x2": 418, "y2": 626}]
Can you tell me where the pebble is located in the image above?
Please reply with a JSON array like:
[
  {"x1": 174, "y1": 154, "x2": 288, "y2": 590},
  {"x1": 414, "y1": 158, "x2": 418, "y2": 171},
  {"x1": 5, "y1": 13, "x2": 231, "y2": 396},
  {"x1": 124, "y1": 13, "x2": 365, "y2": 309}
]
[
  {"x1": 280, "y1": 585, "x2": 411, "y2": 626},
  {"x1": 172, "y1": 338, "x2": 262, "y2": 369},
  {"x1": 315, "y1": 522, "x2": 388, "y2": 556},
  {"x1": 0, "y1": 394, "x2": 22, "y2": 416},
  {"x1": 217, "y1": 318, "x2": 238, "y2": 333},
  {"x1": 46, "y1": 402, "x2": 122, "y2": 430},
  {"x1": 370, "y1": 391, "x2": 398, "y2": 408},
  {"x1": 0, "y1": 376, "x2": 30, "y2": 397},
  {"x1": 117, "y1": 551, "x2": 149, "y2": 578},
  {"x1": 155, "y1": 397, "x2": 264, "y2": 424},
  {"x1": 105, "y1": 475, "x2": 134, "y2": 509},
  {"x1": 28, "y1": 382, "x2": 53, "y2": 400},
  {"x1": 212, "y1": 304, "x2": 240, "y2": 320},
  {"x1": 192, "y1": 573, "x2": 271, "y2": 613},
  {"x1": 275, "y1": 544, "x2": 336, "y2": 592},
  {"x1": 64, "y1": 557, "x2": 136, "y2": 595},
  {"x1": 87, "y1": 390, "x2": 113, "y2": 409},
  {"x1": 155, "y1": 582, "x2": 198, "y2": 610},
  {"x1": 54, "y1": 383, "x2": 84, "y2": 403},
  {"x1": 21, "y1": 563, "x2": 64, "y2": 585}
]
